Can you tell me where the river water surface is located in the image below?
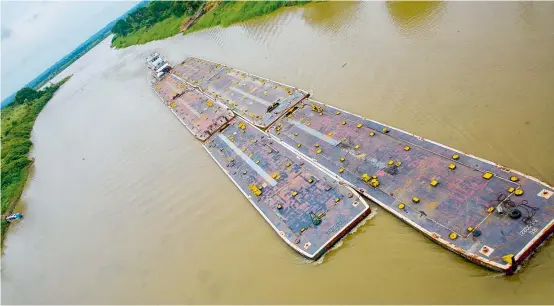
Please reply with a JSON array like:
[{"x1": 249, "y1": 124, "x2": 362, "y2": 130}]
[{"x1": 2, "y1": 1, "x2": 554, "y2": 304}]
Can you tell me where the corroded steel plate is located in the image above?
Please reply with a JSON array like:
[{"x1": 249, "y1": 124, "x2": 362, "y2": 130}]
[
  {"x1": 153, "y1": 73, "x2": 187, "y2": 102},
  {"x1": 269, "y1": 99, "x2": 554, "y2": 272},
  {"x1": 172, "y1": 57, "x2": 224, "y2": 89},
  {"x1": 172, "y1": 57, "x2": 308, "y2": 129},
  {"x1": 153, "y1": 75, "x2": 234, "y2": 141}
]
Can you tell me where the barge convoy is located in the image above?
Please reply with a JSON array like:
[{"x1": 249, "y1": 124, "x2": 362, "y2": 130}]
[{"x1": 146, "y1": 54, "x2": 554, "y2": 274}]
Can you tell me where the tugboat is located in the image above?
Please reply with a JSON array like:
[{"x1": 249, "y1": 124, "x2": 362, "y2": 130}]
[{"x1": 146, "y1": 52, "x2": 171, "y2": 81}]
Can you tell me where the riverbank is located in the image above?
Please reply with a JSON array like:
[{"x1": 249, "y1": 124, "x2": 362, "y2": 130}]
[
  {"x1": 184, "y1": 1, "x2": 310, "y2": 34},
  {"x1": 112, "y1": 15, "x2": 187, "y2": 49},
  {"x1": 111, "y1": 1, "x2": 311, "y2": 49},
  {"x1": 1, "y1": 76, "x2": 71, "y2": 246}
]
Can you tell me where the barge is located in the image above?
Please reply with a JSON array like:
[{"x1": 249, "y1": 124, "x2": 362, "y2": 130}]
[
  {"x1": 172, "y1": 57, "x2": 308, "y2": 129},
  {"x1": 204, "y1": 118, "x2": 371, "y2": 259},
  {"x1": 154, "y1": 74, "x2": 234, "y2": 141},
  {"x1": 165, "y1": 56, "x2": 554, "y2": 273},
  {"x1": 268, "y1": 100, "x2": 554, "y2": 273}
]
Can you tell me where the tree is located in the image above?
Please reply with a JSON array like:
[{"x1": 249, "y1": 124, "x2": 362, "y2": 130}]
[
  {"x1": 170, "y1": 1, "x2": 187, "y2": 17},
  {"x1": 112, "y1": 1, "x2": 206, "y2": 38},
  {"x1": 112, "y1": 19, "x2": 132, "y2": 36},
  {"x1": 13, "y1": 88, "x2": 39, "y2": 105}
]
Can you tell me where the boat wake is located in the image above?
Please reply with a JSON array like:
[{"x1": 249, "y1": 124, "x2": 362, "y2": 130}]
[{"x1": 295, "y1": 205, "x2": 378, "y2": 266}]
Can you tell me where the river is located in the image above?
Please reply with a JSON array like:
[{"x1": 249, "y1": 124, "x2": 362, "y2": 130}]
[{"x1": 2, "y1": 1, "x2": 553, "y2": 304}]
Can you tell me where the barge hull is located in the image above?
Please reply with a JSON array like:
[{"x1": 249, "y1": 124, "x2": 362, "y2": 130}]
[
  {"x1": 203, "y1": 118, "x2": 371, "y2": 259},
  {"x1": 153, "y1": 75, "x2": 234, "y2": 141},
  {"x1": 158, "y1": 56, "x2": 553, "y2": 272},
  {"x1": 269, "y1": 99, "x2": 554, "y2": 272},
  {"x1": 172, "y1": 57, "x2": 308, "y2": 129}
]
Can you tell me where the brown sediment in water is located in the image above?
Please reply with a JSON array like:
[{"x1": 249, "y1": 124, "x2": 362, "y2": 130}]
[{"x1": 1, "y1": 1, "x2": 553, "y2": 304}]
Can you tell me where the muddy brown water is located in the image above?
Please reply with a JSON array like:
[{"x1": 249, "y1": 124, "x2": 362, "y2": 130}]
[{"x1": 2, "y1": 2, "x2": 554, "y2": 304}]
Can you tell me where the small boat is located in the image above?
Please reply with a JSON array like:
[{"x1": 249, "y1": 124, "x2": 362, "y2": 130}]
[{"x1": 5, "y1": 213, "x2": 23, "y2": 222}]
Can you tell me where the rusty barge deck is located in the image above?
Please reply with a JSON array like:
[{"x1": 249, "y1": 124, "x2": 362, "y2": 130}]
[
  {"x1": 172, "y1": 57, "x2": 308, "y2": 129},
  {"x1": 268, "y1": 100, "x2": 554, "y2": 272},
  {"x1": 204, "y1": 118, "x2": 371, "y2": 259},
  {"x1": 166, "y1": 56, "x2": 554, "y2": 273},
  {"x1": 151, "y1": 64, "x2": 371, "y2": 260},
  {"x1": 154, "y1": 74, "x2": 234, "y2": 141}
]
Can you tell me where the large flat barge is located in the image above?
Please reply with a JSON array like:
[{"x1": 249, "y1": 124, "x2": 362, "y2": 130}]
[
  {"x1": 172, "y1": 57, "x2": 308, "y2": 129},
  {"x1": 269, "y1": 100, "x2": 554, "y2": 272},
  {"x1": 169, "y1": 56, "x2": 554, "y2": 273},
  {"x1": 154, "y1": 74, "x2": 234, "y2": 141},
  {"x1": 149, "y1": 57, "x2": 371, "y2": 259},
  {"x1": 204, "y1": 118, "x2": 371, "y2": 259}
]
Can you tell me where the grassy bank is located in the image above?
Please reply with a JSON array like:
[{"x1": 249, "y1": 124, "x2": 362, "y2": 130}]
[
  {"x1": 111, "y1": 1, "x2": 203, "y2": 49},
  {"x1": 186, "y1": 1, "x2": 310, "y2": 34},
  {"x1": 112, "y1": 15, "x2": 187, "y2": 49},
  {"x1": 111, "y1": 1, "x2": 312, "y2": 49},
  {"x1": 1, "y1": 76, "x2": 71, "y2": 245}
]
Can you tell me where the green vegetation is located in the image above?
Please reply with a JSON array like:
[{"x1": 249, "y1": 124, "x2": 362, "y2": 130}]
[
  {"x1": 111, "y1": 1, "x2": 312, "y2": 49},
  {"x1": 1, "y1": 76, "x2": 71, "y2": 244},
  {"x1": 111, "y1": 1, "x2": 203, "y2": 49},
  {"x1": 186, "y1": 1, "x2": 310, "y2": 34},
  {"x1": 13, "y1": 87, "x2": 42, "y2": 105},
  {"x1": 112, "y1": 15, "x2": 187, "y2": 49}
]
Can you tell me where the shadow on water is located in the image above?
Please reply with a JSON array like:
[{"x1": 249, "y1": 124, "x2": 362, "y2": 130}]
[
  {"x1": 517, "y1": 2, "x2": 538, "y2": 28},
  {"x1": 386, "y1": 1, "x2": 446, "y2": 35},
  {"x1": 239, "y1": 15, "x2": 285, "y2": 47},
  {"x1": 228, "y1": 2, "x2": 361, "y2": 53},
  {"x1": 300, "y1": 1, "x2": 361, "y2": 34}
]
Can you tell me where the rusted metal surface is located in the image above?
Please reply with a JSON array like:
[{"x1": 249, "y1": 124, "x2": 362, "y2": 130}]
[
  {"x1": 268, "y1": 99, "x2": 554, "y2": 272},
  {"x1": 153, "y1": 73, "x2": 186, "y2": 101},
  {"x1": 172, "y1": 57, "x2": 308, "y2": 129},
  {"x1": 172, "y1": 57, "x2": 224, "y2": 89},
  {"x1": 204, "y1": 118, "x2": 371, "y2": 259},
  {"x1": 153, "y1": 75, "x2": 234, "y2": 141}
]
